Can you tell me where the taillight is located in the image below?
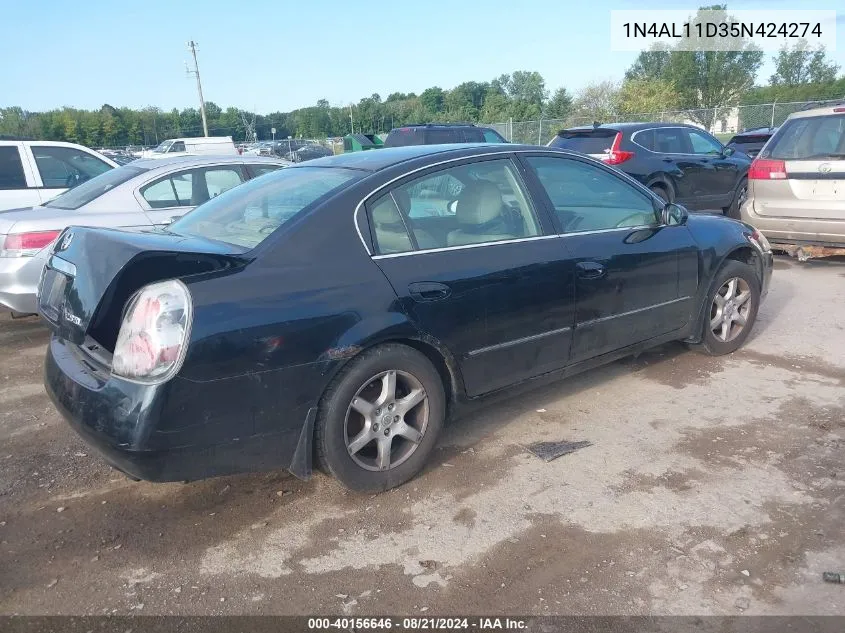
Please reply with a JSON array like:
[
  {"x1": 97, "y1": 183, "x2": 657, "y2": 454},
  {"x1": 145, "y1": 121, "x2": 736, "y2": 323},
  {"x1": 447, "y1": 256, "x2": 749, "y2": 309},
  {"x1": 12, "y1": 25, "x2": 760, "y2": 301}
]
[
  {"x1": 748, "y1": 158, "x2": 787, "y2": 180},
  {"x1": 601, "y1": 132, "x2": 635, "y2": 165},
  {"x1": 749, "y1": 228, "x2": 772, "y2": 252},
  {"x1": 112, "y1": 280, "x2": 193, "y2": 383},
  {"x1": 1, "y1": 230, "x2": 62, "y2": 258}
]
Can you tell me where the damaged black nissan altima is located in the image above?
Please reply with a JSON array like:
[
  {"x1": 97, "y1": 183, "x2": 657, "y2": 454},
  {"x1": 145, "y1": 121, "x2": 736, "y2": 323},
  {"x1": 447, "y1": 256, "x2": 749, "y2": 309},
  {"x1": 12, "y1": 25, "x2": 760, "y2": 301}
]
[{"x1": 40, "y1": 144, "x2": 773, "y2": 492}]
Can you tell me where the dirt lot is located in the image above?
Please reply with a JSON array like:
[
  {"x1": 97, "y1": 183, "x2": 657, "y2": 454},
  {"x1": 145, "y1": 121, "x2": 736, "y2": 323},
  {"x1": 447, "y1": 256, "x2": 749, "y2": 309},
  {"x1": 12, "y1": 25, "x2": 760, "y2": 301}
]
[{"x1": 1, "y1": 255, "x2": 843, "y2": 616}]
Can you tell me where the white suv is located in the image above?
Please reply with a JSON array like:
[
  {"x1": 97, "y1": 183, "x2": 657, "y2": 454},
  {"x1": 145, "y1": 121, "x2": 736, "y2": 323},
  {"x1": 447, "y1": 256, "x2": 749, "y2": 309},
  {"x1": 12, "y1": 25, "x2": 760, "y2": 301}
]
[{"x1": 0, "y1": 140, "x2": 118, "y2": 211}]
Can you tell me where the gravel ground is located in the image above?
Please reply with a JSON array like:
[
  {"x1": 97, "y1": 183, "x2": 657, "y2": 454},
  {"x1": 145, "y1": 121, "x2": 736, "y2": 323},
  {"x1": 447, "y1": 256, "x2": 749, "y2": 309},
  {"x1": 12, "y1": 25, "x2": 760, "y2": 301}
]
[{"x1": 0, "y1": 255, "x2": 843, "y2": 616}]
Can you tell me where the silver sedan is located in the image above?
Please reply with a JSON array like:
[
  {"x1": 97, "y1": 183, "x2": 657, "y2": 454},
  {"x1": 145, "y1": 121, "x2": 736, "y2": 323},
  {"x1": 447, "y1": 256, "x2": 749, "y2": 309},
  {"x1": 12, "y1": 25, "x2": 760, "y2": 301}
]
[{"x1": 0, "y1": 155, "x2": 289, "y2": 313}]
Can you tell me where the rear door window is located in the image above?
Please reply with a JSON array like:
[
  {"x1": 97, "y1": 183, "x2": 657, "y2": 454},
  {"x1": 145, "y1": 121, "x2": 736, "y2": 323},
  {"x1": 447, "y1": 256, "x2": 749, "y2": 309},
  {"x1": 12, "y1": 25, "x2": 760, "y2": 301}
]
[
  {"x1": 549, "y1": 129, "x2": 617, "y2": 154},
  {"x1": 385, "y1": 129, "x2": 424, "y2": 147},
  {"x1": 426, "y1": 129, "x2": 460, "y2": 144},
  {"x1": 248, "y1": 164, "x2": 284, "y2": 178},
  {"x1": 653, "y1": 128, "x2": 691, "y2": 154},
  {"x1": 169, "y1": 141, "x2": 186, "y2": 153},
  {"x1": 0, "y1": 146, "x2": 28, "y2": 189},
  {"x1": 31, "y1": 146, "x2": 112, "y2": 188},
  {"x1": 141, "y1": 166, "x2": 245, "y2": 208},
  {"x1": 765, "y1": 115, "x2": 845, "y2": 160},
  {"x1": 461, "y1": 128, "x2": 485, "y2": 143}
]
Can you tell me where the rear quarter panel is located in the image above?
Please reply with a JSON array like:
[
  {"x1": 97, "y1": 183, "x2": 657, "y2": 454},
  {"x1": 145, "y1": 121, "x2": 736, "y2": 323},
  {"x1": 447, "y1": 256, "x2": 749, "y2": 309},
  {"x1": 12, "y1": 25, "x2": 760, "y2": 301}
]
[{"x1": 178, "y1": 193, "x2": 419, "y2": 436}]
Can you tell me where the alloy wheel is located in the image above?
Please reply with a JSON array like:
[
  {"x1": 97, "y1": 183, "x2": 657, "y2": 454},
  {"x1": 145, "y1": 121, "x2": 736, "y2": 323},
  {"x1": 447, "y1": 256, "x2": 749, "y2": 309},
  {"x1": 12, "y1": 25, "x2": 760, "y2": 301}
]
[
  {"x1": 344, "y1": 370, "x2": 429, "y2": 472},
  {"x1": 710, "y1": 277, "x2": 752, "y2": 343}
]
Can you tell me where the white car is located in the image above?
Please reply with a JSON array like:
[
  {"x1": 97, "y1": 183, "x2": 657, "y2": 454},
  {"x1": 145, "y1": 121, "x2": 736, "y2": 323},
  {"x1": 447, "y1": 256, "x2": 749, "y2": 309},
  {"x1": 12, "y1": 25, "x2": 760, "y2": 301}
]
[
  {"x1": 141, "y1": 136, "x2": 238, "y2": 159},
  {"x1": 0, "y1": 140, "x2": 118, "y2": 211}
]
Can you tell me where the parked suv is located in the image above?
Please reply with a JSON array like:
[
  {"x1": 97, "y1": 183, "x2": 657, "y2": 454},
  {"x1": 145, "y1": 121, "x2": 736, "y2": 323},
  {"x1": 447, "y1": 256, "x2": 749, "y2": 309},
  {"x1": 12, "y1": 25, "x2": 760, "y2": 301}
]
[
  {"x1": 548, "y1": 123, "x2": 751, "y2": 215},
  {"x1": 0, "y1": 140, "x2": 117, "y2": 211},
  {"x1": 726, "y1": 127, "x2": 777, "y2": 159},
  {"x1": 740, "y1": 103, "x2": 845, "y2": 257},
  {"x1": 384, "y1": 123, "x2": 507, "y2": 148}
]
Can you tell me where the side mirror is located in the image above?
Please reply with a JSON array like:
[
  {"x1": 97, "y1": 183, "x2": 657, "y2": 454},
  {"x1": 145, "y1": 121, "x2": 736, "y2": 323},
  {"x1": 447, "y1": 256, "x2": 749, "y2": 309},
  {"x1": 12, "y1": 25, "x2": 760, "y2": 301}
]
[
  {"x1": 661, "y1": 202, "x2": 688, "y2": 226},
  {"x1": 723, "y1": 146, "x2": 735, "y2": 157}
]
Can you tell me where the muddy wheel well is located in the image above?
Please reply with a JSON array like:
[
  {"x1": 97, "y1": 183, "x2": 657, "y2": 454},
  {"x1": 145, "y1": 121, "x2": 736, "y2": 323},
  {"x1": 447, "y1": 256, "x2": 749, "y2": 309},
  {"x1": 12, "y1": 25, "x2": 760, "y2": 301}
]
[
  {"x1": 725, "y1": 245, "x2": 761, "y2": 279},
  {"x1": 392, "y1": 338, "x2": 458, "y2": 411}
]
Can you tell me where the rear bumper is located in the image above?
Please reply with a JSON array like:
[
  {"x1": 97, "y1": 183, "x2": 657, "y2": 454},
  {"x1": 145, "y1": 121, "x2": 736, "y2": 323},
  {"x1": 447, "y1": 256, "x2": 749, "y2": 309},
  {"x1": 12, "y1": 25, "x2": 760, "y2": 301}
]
[
  {"x1": 760, "y1": 249, "x2": 773, "y2": 299},
  {"x1": 740, "y1": 199, "x2": 845, "y2": 246},
  {"x1": 44, "y1": 336, "x2": 308, "y2": 482},
  {"x1": 0, "y1": 251, "x2": 47, "y2": 313}
]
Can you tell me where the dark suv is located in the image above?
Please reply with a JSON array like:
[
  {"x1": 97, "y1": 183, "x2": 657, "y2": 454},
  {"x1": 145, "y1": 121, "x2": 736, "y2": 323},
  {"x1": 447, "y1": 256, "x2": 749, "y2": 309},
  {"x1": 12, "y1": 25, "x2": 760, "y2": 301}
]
[
  {"x1": 549, "y1": 122, "x2": 751, "y2": 216},
  {"x1": 384, "y1": 123, "x2": 507, "y2": 148},
  {"x1": 725, "y1": 127, "x2": 777, "y2": 158}
]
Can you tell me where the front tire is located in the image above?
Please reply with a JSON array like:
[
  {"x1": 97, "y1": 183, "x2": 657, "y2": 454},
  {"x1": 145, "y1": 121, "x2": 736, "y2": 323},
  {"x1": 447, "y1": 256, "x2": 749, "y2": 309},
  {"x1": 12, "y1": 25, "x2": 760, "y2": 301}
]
[
  {"x1": 693, "y1": 260, "x2": 760, "y2": 356},
  {"x1": 315, "y1": 344, "x2": 446, "y2": 492}
]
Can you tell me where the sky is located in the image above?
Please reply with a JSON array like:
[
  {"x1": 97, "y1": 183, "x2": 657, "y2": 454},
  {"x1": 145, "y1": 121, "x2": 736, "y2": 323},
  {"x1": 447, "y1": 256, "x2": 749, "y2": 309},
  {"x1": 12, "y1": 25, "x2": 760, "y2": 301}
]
[{"x1": 1, "y1": 0, "x2": 843, "y2": 115}]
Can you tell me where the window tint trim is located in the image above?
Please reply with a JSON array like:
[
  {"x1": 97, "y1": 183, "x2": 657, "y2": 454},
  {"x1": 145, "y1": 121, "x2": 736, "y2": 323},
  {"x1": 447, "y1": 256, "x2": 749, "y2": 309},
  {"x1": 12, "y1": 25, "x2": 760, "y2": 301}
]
[
  {"x1": 371, "y1": 234, "x2": 559, "y2": 260},
  {"x1": 354, "y1": 151, "x2": 559, "y2": 256}
]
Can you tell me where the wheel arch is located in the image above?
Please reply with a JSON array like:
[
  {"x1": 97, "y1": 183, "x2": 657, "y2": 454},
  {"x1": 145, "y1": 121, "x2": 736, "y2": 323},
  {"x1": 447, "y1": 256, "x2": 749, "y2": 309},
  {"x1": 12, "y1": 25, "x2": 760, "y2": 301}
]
[
  {"x1": 686, "y1": 244, "x2": 762, "y2": 344},
  {"x1": 646, "y1": 176, "x2": 675, "y2": 201}
]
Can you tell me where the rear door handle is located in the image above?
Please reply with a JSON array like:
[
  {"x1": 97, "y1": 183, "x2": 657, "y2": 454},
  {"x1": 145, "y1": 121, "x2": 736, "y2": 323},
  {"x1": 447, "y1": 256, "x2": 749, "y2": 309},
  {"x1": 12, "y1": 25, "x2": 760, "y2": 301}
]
[
  {"x1": 576, "y1": 261, "x2": 606, "y2": 280},
  {"x1": 408, "y1": 281, "x2": 451, "y2": 302}
]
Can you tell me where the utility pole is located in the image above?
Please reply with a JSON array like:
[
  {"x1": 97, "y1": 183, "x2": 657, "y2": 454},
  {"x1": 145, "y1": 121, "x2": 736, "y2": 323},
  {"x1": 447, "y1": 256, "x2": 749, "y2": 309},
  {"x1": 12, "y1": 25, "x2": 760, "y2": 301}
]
[
  {"x1": 349, "y1": 104, "x2": 354, "y2": 135},
  {"x1": 186, "y1": 40, "x2": 209, "y2": 137}
]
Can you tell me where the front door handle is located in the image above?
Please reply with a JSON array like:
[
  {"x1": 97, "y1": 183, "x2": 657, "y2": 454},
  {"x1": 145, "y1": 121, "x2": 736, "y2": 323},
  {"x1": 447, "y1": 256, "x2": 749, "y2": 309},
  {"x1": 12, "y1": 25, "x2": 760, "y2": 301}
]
[
  {"x1": 408, "y1": 281, "x2": 451, "y2": 302},
  {"x1": 576, "y1": 261, "x2": 606, "y2": 280}
]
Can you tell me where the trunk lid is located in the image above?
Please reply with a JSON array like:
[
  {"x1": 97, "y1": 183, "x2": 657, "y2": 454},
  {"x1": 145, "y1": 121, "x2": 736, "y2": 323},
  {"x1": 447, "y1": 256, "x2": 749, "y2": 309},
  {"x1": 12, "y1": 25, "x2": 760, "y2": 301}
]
[{"x1": 38, "y1": 226, "x2": 247, "y2": 348}]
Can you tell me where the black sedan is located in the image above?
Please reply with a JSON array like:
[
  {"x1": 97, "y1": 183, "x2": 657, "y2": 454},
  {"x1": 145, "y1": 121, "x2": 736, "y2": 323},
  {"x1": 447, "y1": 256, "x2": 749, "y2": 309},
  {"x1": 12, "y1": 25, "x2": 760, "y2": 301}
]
[{"x1": 39, "y1": 144, "x2": 773, "y2": 492}]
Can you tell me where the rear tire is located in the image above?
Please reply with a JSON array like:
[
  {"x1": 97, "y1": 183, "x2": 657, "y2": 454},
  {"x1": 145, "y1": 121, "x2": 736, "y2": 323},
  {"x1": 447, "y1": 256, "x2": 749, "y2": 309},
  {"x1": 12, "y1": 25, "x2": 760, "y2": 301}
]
[
  {"x1": 723, "y1": 178, "x2": 747, "y2": 220},
  {"x1": 650, "y1": 184, "x2": 671, "y2": 204},
  {"x1": 315, "y1": 344, "x2": 445, "y2": 493},
  {"x1": 691, "y1": 260, "x2": 760, "y2": 356}
]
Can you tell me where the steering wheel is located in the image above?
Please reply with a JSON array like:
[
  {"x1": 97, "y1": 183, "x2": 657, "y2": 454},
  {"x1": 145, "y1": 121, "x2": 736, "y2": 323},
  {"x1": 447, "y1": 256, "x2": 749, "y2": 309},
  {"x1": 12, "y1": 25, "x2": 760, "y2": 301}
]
[{"x1": 615, "y1": 213, "x2": 649, "y2": 228}]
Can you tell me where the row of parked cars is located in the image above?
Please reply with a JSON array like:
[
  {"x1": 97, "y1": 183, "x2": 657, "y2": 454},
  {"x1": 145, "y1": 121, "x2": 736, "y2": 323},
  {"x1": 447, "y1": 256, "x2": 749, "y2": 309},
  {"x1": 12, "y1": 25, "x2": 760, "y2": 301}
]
[
  {"x1": 547, "y1": 102, "x2": 845, "y2": 258},
  {"x1": 0, "y1": 103, "x2": 840, "y2": 493}
]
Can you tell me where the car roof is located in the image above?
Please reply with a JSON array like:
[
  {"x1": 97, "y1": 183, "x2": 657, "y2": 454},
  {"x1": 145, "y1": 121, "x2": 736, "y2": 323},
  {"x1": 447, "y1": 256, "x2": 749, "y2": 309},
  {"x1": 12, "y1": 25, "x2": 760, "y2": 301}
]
[
  {"x1": 130, "y1": 155, "x2": 289, "y2": 169},
  {"x1": 787, "y1": 102, "x2": 845, "y2": 119},
  {"x1": 561, "y1": 122, "x2": 698, "y2": 133},
  {"x1": 287, "y1": 143, "x2": 573, "y2": 172}
]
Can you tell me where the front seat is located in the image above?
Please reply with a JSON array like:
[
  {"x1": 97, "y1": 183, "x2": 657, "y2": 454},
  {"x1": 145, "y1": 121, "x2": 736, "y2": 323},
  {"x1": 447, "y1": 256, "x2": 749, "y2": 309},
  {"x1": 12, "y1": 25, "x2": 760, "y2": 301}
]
[
  {"x1": 447, "y1": 181, "x2": 515, "y2": 247},
  {"x1": 392, "y1": 189, "x2": 438, "y2": 250}
]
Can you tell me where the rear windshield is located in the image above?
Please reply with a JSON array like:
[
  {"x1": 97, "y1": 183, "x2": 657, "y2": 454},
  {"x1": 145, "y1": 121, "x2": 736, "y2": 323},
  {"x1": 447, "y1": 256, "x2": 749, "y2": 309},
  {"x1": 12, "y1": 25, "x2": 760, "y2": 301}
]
[
  {"x1": 44, "y1": 165, "x2": 146, "y2": 210},
  {"x1": 763, "y1": 115, "x2": 845, "y2": 160},
  {"x1": 729, "y1": 134, "x2": 771, "y2": 145},
  {"x1": 169, "y1": 166, "x2": 361, "y2": 249},
  {"x1": 549, "y1": 129, "x2": 618, "y2": 153}
]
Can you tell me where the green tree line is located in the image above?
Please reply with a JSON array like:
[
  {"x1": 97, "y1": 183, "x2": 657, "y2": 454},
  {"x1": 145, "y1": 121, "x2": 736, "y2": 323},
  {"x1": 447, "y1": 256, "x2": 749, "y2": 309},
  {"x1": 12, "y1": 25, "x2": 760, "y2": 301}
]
[{"x1": 1, "y1": 5, "x2": 841, "y2": 148}]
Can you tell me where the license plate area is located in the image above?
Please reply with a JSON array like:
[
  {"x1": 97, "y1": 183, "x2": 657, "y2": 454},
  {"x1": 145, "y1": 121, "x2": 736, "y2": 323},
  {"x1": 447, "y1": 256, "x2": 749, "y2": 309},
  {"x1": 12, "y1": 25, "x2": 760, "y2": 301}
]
[{"x1": 38, "y1": 268, "x2": 68, "y2": 325}]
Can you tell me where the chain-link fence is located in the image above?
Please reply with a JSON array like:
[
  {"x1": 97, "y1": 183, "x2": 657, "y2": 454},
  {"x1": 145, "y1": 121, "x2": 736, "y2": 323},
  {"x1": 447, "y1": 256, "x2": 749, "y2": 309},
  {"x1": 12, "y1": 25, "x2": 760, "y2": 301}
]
[{"x1": 487, "y1": 98, "x2": 845, "y2": 145}]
